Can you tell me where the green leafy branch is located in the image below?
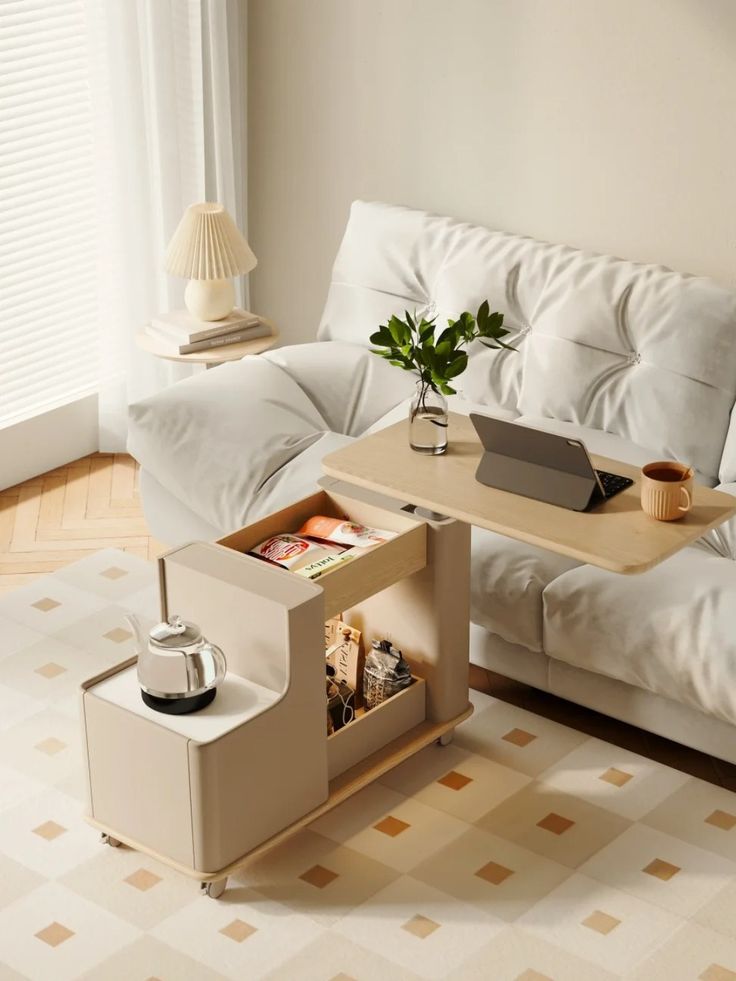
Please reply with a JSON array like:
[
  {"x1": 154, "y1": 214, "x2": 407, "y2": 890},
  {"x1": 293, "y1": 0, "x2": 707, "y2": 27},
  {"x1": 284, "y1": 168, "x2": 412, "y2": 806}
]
[{"x1": 369, "y1": 301, "x2": 515, "y2": 411}]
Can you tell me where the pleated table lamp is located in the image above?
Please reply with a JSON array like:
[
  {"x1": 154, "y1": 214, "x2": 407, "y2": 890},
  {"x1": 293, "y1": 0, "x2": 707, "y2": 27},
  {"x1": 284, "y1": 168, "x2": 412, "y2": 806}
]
[{"x1": 165, "y1": 203, "x2": 257, "y2": 321}]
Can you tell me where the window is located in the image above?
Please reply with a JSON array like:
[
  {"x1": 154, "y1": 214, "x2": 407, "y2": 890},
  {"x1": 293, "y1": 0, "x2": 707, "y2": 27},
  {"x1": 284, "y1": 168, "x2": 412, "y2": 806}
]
[{"x1": 0, "y1": 0, "x2": 99, "y2": 428}]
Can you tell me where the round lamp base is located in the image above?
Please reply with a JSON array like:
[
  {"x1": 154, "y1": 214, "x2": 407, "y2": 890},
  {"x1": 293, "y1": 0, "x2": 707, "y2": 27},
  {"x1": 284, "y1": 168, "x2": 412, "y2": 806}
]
[{"x1": 184, "y1": 279, "x2": 235, "y2": 321}]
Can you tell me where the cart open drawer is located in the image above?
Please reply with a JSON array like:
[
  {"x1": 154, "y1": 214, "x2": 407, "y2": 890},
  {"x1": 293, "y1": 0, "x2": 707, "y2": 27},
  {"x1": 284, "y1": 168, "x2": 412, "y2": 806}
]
[{"x1": 217, "y1": 488, "x2": 427, "y2": 619}]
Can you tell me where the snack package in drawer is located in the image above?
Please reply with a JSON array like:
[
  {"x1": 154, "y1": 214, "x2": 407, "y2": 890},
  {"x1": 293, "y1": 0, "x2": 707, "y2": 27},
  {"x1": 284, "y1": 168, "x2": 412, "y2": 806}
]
[
  {"x1": 298, "y1": 516, "x2": 397, "y2": 548},
  {"x1": 249, "y1": 534, "x2": 355, "y2": 580}
]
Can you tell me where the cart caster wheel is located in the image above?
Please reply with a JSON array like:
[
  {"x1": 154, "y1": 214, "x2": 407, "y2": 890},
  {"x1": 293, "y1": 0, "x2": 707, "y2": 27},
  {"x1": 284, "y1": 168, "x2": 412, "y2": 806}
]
[
  {"x1": 438, "y1": 730, "x2": 454, "y2": 746},
  {"x1": 201, "y1": 877, "x2": 227, "y2": 899},
  {"x1": 100, "y1": 833, "x2": 121, "y2": 848}
]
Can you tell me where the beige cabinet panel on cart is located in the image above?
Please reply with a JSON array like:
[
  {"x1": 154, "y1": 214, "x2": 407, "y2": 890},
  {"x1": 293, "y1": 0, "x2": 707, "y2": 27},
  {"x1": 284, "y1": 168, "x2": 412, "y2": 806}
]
[{"x1": 80, "y1": 478, "x2": 472, "y2": 894}]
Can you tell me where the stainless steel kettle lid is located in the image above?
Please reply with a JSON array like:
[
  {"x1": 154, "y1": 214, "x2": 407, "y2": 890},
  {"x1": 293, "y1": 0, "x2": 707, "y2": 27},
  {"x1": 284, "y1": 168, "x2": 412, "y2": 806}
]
[{"x1": 148, "y1": 614, "x2": 202, "y2": 650}]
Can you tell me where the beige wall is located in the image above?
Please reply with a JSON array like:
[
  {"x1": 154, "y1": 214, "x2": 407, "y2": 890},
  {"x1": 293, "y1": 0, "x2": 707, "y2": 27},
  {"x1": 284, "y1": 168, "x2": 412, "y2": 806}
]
[{"x1": 248, "y1": 0, "x2": 736, "y2": 345}]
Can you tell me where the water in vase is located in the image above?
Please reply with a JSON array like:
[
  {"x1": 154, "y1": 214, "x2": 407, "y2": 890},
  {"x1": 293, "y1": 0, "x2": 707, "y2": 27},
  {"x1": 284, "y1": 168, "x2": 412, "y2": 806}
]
[{"x1": 410, "y1": 406, "x2": 448, "y2": 454}]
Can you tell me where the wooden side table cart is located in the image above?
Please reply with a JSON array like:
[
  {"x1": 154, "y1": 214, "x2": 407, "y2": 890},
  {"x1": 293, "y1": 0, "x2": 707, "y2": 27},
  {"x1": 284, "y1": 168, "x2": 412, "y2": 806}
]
[
  {"x1": 81, "y1": 478, "x2": 471, "y2": 898},
  {"x1": 80, "y1": 413, "x2": 736, "y2": 898}
]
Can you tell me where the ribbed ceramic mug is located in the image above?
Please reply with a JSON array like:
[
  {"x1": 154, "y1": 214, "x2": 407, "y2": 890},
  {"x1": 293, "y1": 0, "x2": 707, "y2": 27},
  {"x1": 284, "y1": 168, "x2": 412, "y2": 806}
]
[{"x1": 641, "y1": 461, "x2": 693, "y2": 521}]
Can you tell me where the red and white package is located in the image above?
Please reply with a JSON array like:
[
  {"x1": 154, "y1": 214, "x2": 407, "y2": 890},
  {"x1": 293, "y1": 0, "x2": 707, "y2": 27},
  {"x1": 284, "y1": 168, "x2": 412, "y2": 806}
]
[{"x1": 249, "y1": 534, "x2": 326, "y2": 570}]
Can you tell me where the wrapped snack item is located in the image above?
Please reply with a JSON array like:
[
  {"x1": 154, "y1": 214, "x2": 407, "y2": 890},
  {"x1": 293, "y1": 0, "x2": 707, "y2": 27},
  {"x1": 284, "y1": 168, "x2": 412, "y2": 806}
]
[
  {"x1": 248, "y1": 534, "x2": 354, "y2": 580},
  {"x1": 298, "y1": 515, "x2": 397, "y2": 548},
  {"x1": 363, "y1": 639, "x2": 412, "y2": 709}
]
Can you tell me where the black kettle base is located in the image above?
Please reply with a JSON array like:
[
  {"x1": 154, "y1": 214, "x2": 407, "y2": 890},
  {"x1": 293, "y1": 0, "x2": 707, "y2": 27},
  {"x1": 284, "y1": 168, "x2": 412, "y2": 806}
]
[{"x1": 141, "y1": 688, "x2": 217, "y2": 715}]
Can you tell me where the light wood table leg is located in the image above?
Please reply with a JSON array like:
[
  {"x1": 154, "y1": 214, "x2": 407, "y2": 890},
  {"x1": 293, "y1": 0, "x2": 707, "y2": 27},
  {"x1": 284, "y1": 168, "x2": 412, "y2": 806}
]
[{"x1": 344, "y1": 512, "x2": 471, "y2": 726}]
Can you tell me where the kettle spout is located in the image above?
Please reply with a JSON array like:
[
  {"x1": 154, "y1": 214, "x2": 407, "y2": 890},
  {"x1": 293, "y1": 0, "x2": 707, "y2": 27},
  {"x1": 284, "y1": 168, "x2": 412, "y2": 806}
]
[{"x1": 124, "y1": 613, "x2": 146, "y2": 655}]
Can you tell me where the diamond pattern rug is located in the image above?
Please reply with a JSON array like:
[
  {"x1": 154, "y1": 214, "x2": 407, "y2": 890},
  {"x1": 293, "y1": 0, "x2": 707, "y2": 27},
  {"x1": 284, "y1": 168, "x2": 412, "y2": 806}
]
[{"x1": 1, "y1": 550, "x2": 736, "y2": 980}]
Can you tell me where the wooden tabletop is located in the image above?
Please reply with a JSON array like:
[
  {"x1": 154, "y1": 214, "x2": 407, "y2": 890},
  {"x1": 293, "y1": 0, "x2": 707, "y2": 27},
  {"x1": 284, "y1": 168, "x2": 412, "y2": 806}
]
[
  {"x1": 136, "y1": 319, "x2": 278, "y2": 365},
  {"x1": 322, "y1": 413, "x2": 736, "y2": 575}
]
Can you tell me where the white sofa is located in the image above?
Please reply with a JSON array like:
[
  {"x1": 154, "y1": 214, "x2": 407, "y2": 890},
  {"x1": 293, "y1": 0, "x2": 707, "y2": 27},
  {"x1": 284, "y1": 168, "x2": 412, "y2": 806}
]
[{"x1": 129, "y1": 200, "x2": 736, "y2": 764}]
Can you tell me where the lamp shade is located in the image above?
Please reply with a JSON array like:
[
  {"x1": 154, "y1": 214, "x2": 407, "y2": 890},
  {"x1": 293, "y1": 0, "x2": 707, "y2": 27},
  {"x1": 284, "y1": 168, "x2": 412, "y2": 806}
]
[{"x1": 164, "y1": 202, "x2": 257, "y2": 280}]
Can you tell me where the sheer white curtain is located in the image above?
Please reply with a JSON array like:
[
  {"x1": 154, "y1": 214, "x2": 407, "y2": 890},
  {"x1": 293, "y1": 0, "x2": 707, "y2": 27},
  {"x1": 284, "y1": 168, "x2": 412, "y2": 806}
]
[{"x1": 86, "y1": 0, "x2": 247, "y2": 451}]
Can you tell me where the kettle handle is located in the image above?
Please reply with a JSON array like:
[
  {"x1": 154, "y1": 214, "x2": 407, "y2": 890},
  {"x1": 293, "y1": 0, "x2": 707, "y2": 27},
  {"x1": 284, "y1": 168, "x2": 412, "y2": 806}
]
[{"x1": 204, "y1": 643, "x2": 227, "y2": 686}]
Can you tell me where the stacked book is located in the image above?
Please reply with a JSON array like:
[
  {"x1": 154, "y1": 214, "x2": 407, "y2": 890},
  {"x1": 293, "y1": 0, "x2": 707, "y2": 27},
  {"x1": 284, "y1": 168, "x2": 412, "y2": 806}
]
[{"x1": 146, "y1": 309, "x2": 270, "y2": 355}]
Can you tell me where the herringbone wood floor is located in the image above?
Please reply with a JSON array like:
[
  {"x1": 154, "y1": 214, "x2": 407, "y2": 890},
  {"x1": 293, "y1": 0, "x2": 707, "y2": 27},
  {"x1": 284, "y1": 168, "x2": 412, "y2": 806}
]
[{"x1": 0, "y1": 454, "x2": 166, "y2": 594}]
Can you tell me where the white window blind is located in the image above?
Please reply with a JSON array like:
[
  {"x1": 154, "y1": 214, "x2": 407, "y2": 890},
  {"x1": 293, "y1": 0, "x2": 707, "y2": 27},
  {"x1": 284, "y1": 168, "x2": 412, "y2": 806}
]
[{"x1": 0, "y1": 0, "x2": 99, "y2": 429}]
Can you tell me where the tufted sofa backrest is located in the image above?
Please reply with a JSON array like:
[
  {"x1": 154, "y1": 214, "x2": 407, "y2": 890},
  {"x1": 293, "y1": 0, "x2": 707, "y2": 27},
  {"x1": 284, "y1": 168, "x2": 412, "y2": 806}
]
[{"x1": 319, "y1": 201, "x2": 736, "y2": 484}]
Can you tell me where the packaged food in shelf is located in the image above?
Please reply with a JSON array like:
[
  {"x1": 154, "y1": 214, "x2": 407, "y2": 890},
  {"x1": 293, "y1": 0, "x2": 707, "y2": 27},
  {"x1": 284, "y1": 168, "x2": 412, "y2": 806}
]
[
  {"x1": 363, "y1": 639, "x2": 412, "y2": 709},
  {"x1": 325, "y1": 618, "x2": 364, "y2": 694}
]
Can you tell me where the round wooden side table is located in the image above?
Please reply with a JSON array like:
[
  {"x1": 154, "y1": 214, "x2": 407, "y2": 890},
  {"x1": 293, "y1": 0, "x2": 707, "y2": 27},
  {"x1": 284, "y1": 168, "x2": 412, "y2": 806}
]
[{"x1": 136, "y1": 318, "x2": 278, "y2": 369}]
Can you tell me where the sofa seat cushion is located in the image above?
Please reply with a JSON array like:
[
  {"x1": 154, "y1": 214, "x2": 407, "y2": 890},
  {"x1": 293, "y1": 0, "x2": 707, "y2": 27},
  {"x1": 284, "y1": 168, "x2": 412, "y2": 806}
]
[
  {"x1": 128, "y1": 354, "x2": 354, "y2": 533},
  {"x1": 471, "y1": 529, "x2": 580, "y2": 652},
  {"x1": 543, "y1": 544, "x2": 736, "y2": 725},
  {"x1": 468, "y1": 415, "x2": 665, "y2": 653}
]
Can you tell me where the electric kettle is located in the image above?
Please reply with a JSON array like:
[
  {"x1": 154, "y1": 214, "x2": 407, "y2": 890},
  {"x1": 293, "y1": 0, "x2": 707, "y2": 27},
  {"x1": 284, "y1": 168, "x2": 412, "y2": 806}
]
[{"x1": 126, "y1": 613, "x2": 227, "y2": 715}]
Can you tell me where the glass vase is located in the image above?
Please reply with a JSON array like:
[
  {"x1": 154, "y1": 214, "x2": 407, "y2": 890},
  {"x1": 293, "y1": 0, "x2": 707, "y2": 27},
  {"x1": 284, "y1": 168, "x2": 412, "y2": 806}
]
[{"x1": 409, "y1": 381, "x2": 448, "y2": 455}]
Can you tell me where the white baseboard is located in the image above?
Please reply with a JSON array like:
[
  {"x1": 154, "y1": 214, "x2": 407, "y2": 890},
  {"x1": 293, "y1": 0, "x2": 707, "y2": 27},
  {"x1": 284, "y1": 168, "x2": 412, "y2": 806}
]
[{"x1": 0, "y1": 395, "x2": 99, "y2": 490}]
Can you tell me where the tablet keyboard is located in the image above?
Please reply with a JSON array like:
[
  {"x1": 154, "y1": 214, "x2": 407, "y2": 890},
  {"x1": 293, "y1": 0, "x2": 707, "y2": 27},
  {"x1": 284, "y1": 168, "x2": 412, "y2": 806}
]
[{"x1": 596, "y1": 469, "x2": 634, "y2": 499}]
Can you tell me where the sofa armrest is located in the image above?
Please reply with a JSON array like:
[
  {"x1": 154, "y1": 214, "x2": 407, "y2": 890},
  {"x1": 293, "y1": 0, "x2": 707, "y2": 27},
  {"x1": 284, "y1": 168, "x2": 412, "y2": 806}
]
[
  {"x1": 263, "y1": 341, "x2": 416, "y2": 437},
  {"x1": 127, "y1": 355, "x2": 334, "y2": 532}
]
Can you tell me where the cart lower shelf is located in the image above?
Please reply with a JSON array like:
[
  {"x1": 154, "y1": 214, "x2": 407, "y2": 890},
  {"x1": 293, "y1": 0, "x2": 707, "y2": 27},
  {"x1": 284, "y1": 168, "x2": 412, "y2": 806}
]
[{"x1": 87, "y1": 703, "x2": 473, "y2": 896}]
